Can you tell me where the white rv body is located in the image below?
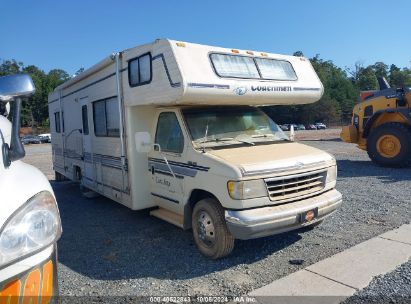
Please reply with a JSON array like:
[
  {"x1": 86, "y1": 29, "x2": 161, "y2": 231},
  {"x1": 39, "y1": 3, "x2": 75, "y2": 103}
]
[{"x1": 48, "y1": 39, "x2": 341, "y2": 258}]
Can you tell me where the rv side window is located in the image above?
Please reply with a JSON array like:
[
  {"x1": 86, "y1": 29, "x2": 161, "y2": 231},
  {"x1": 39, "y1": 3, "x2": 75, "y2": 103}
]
[
  {"x1": 210, "y1": 54, "x2": 260, "y2": 79},
  {"x1": 155, "y1": 112, "x2": 184, "y2": 154},
  {"x1": 106, "y1": 98, "x2": 120, "y2": 136},
  {"x1": 128, "y1": 53, "x2": 152, "y2": 87},
  {"x1": 62, "y1": 111, "x2": 65, "y2": 133},
  {"x1": 93, "y1": 97, "x2": 120, "y2": 137},
  {"x1": 54, "y1": 112, "x2": 61, "y2": 133},
  {"x1": 255, "y1": 58, "x2": 297, "y2": 81},
  {"x1": 82, "y1": 105, "x2": 89, "y2": 135}
]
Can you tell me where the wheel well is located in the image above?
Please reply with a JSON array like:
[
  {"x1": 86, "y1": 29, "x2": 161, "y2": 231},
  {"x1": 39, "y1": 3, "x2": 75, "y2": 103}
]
[
  {"x1": 184, "y1": 189, "x2": 218, "y2": 230},
  {"x1": 73, "y1": 165, "x2": 82, "y2": 181},
  {"x1": 364, "y1": 111, "x2": 410, "y2": 138}
]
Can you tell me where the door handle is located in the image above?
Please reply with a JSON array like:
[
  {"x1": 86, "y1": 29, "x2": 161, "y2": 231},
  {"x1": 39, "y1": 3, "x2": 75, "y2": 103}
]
[{"x1": 151, "y1": 165, "x2": 155, "y2": 175}]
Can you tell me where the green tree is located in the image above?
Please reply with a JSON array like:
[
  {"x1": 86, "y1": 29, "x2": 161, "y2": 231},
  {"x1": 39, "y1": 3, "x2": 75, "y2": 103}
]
[{"x1": 356, "y1": 66, "x2": 378, "y2": 90}]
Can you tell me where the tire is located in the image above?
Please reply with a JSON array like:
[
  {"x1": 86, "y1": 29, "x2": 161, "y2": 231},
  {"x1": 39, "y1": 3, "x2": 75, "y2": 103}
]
[
  {"x1": 367, "y1": 122, "x2": 411, "y2": 167},
  {"x1": 192, "y1": 198, "x2": 235, "y2": 259}
]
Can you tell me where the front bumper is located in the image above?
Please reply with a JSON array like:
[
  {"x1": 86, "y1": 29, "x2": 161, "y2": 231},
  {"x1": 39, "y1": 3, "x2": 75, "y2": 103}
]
[
  {"x1": 225, "y1": 189, "x2": 342, "y2": 240},
  {"x1": 0, "y1": 244, "x2": 58, "y2": 303}
]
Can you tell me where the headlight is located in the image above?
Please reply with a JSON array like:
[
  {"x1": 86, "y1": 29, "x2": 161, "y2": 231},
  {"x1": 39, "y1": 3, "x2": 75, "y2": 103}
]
[
  {"x1": 227, "y1": 180, "x2": 267, "y2": 200},
  {"x1": 0, "y1": 191, "x2": 62, "y2": 267},
  {"x1": 326, "y1": 165, "x2": 337, "y2": 184}
]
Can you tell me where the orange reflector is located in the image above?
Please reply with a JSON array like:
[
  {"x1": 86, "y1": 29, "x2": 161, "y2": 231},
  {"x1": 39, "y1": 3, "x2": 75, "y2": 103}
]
[
  {"x1": 41, "y1": 261, "x2": 54, "y2": 304},
  {"x1": 231, "y1": 49, "x2": 240, "y2": 54},
  {"x1": 176, "y1": 42, "x2": 186, "y2": 47},
  {"x1": 260, "y1": 52, "x2": 268, "y2": 57},
  {"x1": 22, "y1": 269, "x2": 41, "y2": 304},
  {"x1": 0, "y1": 280, "x2": 21, "y2": 304},
  {"x1": 246, "y1": 51, "x2": 254, "y2": 55},
  {"x1": 0, "y1": 259, "x2": 54, "y2": 304}
]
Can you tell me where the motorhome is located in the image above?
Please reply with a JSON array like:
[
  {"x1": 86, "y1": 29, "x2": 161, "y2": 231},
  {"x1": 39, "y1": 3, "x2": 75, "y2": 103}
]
[
  {"x1": 48, "y1": 39, "x2": 341, "y2": 259},
  {"x1": 0, "y1": 74, "x2": 62, "y2": 300}
]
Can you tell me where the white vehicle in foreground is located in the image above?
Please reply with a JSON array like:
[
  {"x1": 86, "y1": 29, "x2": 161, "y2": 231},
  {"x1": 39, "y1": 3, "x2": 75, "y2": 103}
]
[
  {"x1": 49, "y1": 39, "x2": 341, "y2": 259},
  {"x1": 0, "y1": 74, "x2": 62, "y2": 301}
]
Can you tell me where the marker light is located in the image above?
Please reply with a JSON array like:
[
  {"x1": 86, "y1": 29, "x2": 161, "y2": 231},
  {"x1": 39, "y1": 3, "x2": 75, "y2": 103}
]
[
  {"x1": 0, "y1": 191, "x2": 62, "y2": 267},
  {"x1": 176, "y1": 42, "x2": 186, "y2": 47},
  {"x1": 260, "y1": 52, "x2": 268, "y2": 57},
  {"x1": 231, "y1": 49, "x2": 240, "y2": 54},
  {"x1": 246, "y1": 51, "x2": 254, "y2": 55}
]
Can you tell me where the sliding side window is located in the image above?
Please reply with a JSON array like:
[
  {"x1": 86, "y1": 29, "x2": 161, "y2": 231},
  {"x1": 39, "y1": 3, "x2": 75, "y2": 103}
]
[
  {"x1": 93, "y1": 97, "x2": 120, "y2": 137},
  {"x1": 128, "y1": 53, "x2": 152, "y2": 87}
]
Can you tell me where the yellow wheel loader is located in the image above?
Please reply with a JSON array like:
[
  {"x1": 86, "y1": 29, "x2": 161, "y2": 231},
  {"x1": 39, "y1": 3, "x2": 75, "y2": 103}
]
[{"x1": 341, "y1": 77, "x2": 411, "y2": 167}]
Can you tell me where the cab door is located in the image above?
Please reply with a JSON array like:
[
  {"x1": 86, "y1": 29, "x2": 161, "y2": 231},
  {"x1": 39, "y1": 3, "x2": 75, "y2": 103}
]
[{"x1": 148, "y1": 111, "x2": 186, "y2": 213}]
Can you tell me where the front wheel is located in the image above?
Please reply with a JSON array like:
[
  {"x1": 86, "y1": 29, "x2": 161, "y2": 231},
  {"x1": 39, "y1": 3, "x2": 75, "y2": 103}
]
[
  {"x1": 192, "y1": 198, "x2": 235, "y2": 259},
  {"x1": 367, "y1": 123, "x2": 411, "y2": 167}
]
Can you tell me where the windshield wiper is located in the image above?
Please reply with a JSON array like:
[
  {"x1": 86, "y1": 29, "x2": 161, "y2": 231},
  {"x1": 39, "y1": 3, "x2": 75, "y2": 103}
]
[
  {"x1": 251, "y1": 134, "x2": 289, "y2": 141},
  {"x1": 195, "y1": 137, "x2": 255, "y2": 146}
]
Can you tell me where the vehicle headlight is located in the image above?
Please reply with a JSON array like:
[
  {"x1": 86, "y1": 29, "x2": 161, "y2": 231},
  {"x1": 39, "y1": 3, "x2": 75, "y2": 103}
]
[
  {"x1": 0, "y1": 191, "x2": 62, "y2": 267},
  {"x1": 227, "y1": 180, "x2": 267, "y2": 200},
  {"x1": 326, "y1": 165, "x2": 337, "y2": 184}
]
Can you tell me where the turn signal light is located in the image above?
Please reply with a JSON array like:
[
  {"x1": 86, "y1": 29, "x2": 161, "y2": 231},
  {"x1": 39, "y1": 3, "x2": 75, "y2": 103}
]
[{"x1": 0, "y1": 260, "x2": 54, "y2": 304}]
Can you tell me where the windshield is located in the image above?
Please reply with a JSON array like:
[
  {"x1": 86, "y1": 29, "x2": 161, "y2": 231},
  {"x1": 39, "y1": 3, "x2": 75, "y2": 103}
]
[{"x1": 182, "y1": 106, "x2": 288, "y2": 148}]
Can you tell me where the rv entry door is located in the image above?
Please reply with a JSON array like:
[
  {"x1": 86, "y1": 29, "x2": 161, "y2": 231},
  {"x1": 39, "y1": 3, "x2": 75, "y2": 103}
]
[
  {"x1": 80, "y1": 97, "x2": 95, "y2": 189},
  {"x1": 148, "y1": 112, "x2": 185, "y2": 212}
]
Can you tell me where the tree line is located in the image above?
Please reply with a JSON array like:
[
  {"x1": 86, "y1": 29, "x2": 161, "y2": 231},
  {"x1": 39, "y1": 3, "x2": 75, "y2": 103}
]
[{"x1": 1, "y1": 54, "x2": 411, "y2": 128}]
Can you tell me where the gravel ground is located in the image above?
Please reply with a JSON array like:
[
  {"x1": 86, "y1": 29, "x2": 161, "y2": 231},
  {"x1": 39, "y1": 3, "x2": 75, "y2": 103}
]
[
  {"x1": 344, "y1": 260, "x2": 411, "y2": 304},
  {"x1": 23, "y1": 136, "x2": 411, "y2": 300}
]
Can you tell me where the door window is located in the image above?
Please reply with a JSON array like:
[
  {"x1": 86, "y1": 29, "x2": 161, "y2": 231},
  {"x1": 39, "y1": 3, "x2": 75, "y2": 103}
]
[
  {"x1": 155, "y1": 112, "x2": 184, "y2": 154},
  {"x1": 82, "y1": 105, "x2": 89, "y2": 135}
]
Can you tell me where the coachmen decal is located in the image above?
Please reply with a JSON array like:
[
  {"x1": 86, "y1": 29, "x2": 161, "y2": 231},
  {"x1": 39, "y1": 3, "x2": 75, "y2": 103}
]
[
  {"x1": 251, "y1": 86, "x2": 292, "y2": 92},
  {"x1": 234, "y1": 87, "x2": 248, "y2": 95}
]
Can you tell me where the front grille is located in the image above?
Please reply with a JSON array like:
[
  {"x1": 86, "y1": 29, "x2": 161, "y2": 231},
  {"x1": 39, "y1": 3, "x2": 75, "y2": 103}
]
[{"x1": 265, "y1": 170, "x2": 326, "y2": 202}]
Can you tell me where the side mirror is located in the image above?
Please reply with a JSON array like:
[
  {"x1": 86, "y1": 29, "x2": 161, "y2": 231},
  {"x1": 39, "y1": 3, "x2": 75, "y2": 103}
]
[
  {"x1": 0, "y1": 74, "x2": 35, "y2": 167},
  {"x1": 135, "y1": 132, "x2": 152, "y2": 153},
  {"x1": 0, "y1": 74, "x2": 35, "y2": 101}
]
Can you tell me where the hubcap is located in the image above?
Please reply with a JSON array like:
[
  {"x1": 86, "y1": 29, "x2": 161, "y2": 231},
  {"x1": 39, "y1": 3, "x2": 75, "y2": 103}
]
[
  {"x1": 376, "y1": 135, "x2": 401, "y2": 158},
  {"x1": 197, "y1": 211, "x2": 215, "y2": 246}
]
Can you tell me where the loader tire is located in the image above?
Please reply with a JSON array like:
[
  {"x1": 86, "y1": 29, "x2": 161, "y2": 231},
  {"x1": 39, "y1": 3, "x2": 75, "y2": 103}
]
[
  {"x1": 367, "y1": 122, "x2": 411, "y2": 167},
  {"x1": 192, "y1": 198, "x2": 235, "y2": 259}
]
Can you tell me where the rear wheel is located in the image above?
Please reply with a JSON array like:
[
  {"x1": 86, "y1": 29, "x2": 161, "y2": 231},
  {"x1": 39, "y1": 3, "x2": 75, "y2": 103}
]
[
  {"x1": 367, "y1": 123, "x2": 411, "y2": 167},
  {"x1": 192, "y1": 198, "x2": 235, "y2": 259}
]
